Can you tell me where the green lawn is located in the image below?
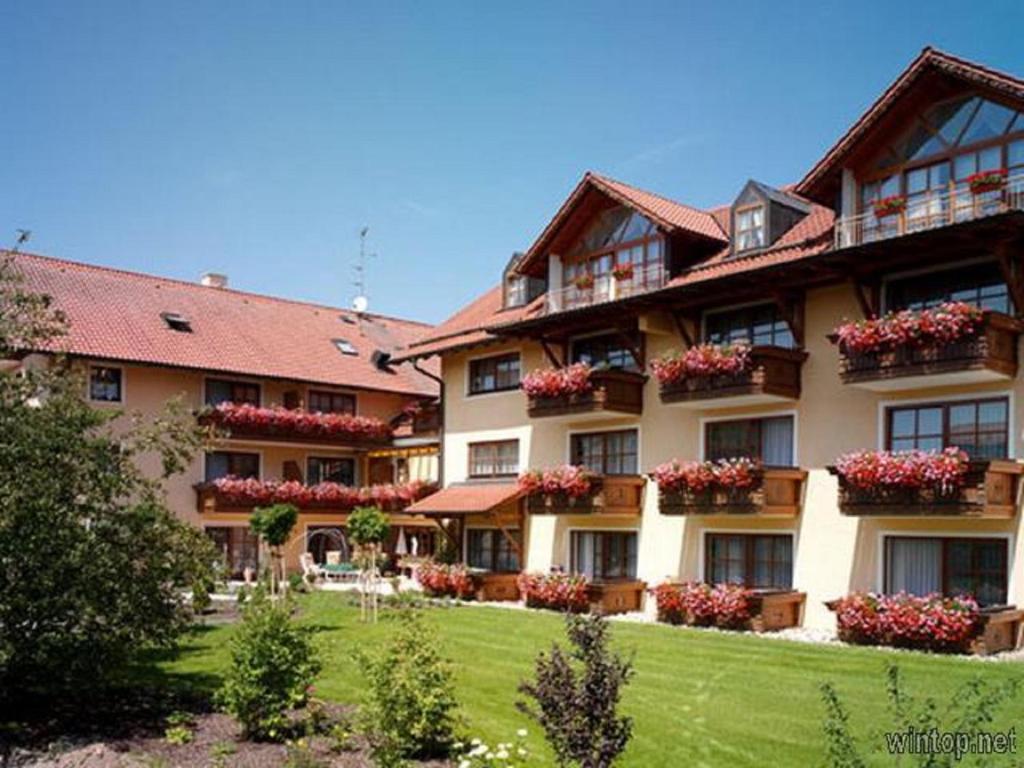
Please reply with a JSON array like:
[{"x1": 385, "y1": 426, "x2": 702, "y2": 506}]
[{"x1": 151, "y1": 593, "x2": 1023, "y2": 767}]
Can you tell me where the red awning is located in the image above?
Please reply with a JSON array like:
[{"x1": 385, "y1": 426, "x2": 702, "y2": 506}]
[{"x1": 405, "y1": 483, "x2": 520, "y2": 515}]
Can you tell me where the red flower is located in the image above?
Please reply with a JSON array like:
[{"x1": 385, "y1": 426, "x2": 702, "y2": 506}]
[
  {"x1": 416, "y1": 562, "x2": 477, "y2": 599},
  {"x1": 966, "y1": 168, "x2": 1007, "y2": 194},
  {"x1": 834, "y1": 447, "x2": 968, "y2": 494},
  {"x1": 832, "y1": 301, "x2": 984, "y2": 355},
  {"x1": 517, "y1": 572, "x2": 590, "y2": 612},
  {"x1": 650, "y1": 344, "x2": 751, "y2": 386},
  {"x1": 611, "y1": 262, "x2": 635, "y2": 281},
  {"x1": 201, "y1": 402, "x2": 392, "y2": 442},
  {"x1": 520, "y1": 364, "x2": 593, "y2": 398},
  {"x1": 517, "y1": 465, "x2": 596, "y2": 499},
  {"x1": 832, "y1": 591, "x2": 980, "y2": 653},
  {"x1": 650, "y1": 582, "x2": 753, "y2": 629},
  {"x1": 207, "y1": 477, "x2": 435, "y2": 511},
  {"x1": 873, "y1": 194, "x2": 907, "y2": 217},
  {"x1": 651, "y1": 458, "x2": 761, "y2": 494}
]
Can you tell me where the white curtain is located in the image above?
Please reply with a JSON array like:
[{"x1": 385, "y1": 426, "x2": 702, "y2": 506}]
[
  {"x1": 573, "y1": 533, "x2": 597, "y2": 579},
  {"x1": 762, "y1": 417, "x2": 794, "y2": 466},
  {"x1": 886, "y1": 538, "x2": 942, "y2": 596}
]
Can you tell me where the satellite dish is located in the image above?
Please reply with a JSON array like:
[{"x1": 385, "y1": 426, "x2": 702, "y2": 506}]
[{"x1": 352, "y1": 295, "x2": 369, "y2": 313}]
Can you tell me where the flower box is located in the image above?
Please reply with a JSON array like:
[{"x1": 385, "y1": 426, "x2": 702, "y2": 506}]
[
  {"x1": 525, "y1": 368, "x2": 645, "y2": 419},
  {"x1": 416, "y1": 561, "x2": 478, "y2": 599},
  {"x1": 652, "y1": 461, "x2": 805, "y2": 517},
  {"x1": 656, "y1": 345, "x2": 807, "y2": 407},
  {"x1": 966, "y1": 168, "x2": 1008, "y2": 195},
  {"x1": 829, "y1": 456, "x2": 1021, "y2": 518},
  {"x1": 574, "y1": 273, "x2": 595, "y2": 290},
  {"x1": 517, "y1": 572, "x2": 590, "y2": 612},
  {"x1": 199, "y1": 402, "x2": 392, "y2": 446},
  {"x1": 872, "y1": 194, "x2": 906, "y2": 218},
  {"x1": 195, "y1": 477, "x2": 436, "y2": 514},
  {"x1": 586, "y1": 580, "x2": 646, "y2": 615},
  {"x1": 611, "y1": 262, "x2": 634, "y2": 281},
  {"x1": 473, "y1": 571, "x2": 521, "y2": 602},
  {"x1": 831, "y1": 308, "x2": 1019, "y2": 390},
  {"x1": 652, "y1": 583, "x2": 805, "y2": 632}
]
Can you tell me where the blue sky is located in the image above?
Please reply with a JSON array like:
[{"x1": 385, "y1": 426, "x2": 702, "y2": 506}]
[{"x1": 2, "y1": 1, "x2": 1021, "y2": 324}]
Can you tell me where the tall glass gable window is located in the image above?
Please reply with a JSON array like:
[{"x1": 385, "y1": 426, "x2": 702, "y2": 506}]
[{"x1": 562, "y1": 207, "x2": 664, "y2": 296}]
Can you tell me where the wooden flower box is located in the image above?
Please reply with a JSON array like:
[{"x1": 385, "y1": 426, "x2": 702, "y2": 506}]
[
  {"x1": 658, "y1": 346, "x2": 807, "y2": 408},
  {"x1": 525, "y1": 491, "x2": 600, "y2": 515},
  {"x1": 657, "y1": 467, "x2": 806, "y2": 517},
  {"x1": 833, "y1": 312, "x2": 1020, "y2": 391},
  {"x1": 525, "y1": 476, "x2": 645, "y2": 516},
  {"x1": 587, "y1": 580, "x2": 646, "y2": 615},
  {"x1": 526, "y1": 369, "x2": 645, "y2": 420},
  {"x1": 829, "y1": 460, "x2": 1022, "y2": 518},
  {"x1": 971, "y1": 606, "x2": 1024, "y2": 655},
  {"x1": 472, "y1": 572, "x2": 521, "y2": 602},
  {"x1": 748, "y1": 590, "x2": 806, "y2": 632}
]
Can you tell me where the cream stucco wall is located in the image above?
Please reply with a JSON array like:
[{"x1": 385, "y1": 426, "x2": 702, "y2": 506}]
[{"x1": 440, "y1": 281, "x2": 1024, "y2": 630}]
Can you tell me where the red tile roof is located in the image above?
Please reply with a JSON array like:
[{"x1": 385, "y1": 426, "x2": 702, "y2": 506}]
[
  {"x1": 10, "y1": 250, "x2": 439, "y2": 397},
  {"x1": 797, "y1": 47, "x2": 1024, "y2": 201},
  {"x1": 405, "y1": 482, "x2": 520, "y2": 514}
]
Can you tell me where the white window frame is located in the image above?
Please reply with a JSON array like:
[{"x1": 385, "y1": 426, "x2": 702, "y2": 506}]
[
  {"x1": 698, "y1": 527, "x2": 799, "y2": 585},
  {"x1": 699, "y1": 409, "x2": 799, "y2": 465},
  {"x1": 565, "y1": 425, "x2": 642, "y2": 475},
  {"x1": 875, "y1": 390, "x2": 1015, "y2": 458},
  {"x1": 87, "y1": 363, "x2": 126, "y2": 405},
  {"x1": 464, "y1": 349, "x2": 523, "y2": 400}
]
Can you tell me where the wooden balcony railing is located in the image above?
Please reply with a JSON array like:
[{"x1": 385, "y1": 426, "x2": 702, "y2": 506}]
[
  {"x1": 835, "y1": 173, "x2": 1024, "y2": 249},
  {"x1": 829, "y1": 459, "x2": 1022, "y2": 518},
  {"x1": 541, "y1": 263, "x2": 667, "y2": 316},
  {"x1": 525, "y1": 475, "x2": 645, "y2": 516},
  {"x1": 526, "y1": 369, "x2": 645, "y2": 420},
  {"x1": 658, "y1": 346, "x2": 807, "y2": 407},
  {"x1": 656, "y1": 467, "x2": 806, "y2": 517},
  {"x1": 834, "y1": 312, "x2": 1020, "y2": 391}
]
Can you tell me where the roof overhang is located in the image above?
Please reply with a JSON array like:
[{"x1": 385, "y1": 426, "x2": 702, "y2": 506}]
[{"x1": 405, "y1": 482, "x2": 521, "y2": 516}]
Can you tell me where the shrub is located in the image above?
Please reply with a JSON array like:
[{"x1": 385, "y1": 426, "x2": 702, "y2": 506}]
[
  {"x1": 831, "y1": 591, "x2": 980, "y2": 653},
  {"x1": 650, "y1": 582, "x2": 753, "y2": 629},
  {"x1": 518, "y1": 614, "x2": 634, "y2": 768},
  {"x1": 250, "y1": 503, "x2": 298, "y2": 595},
  {"x1": 416, "y1": 561, "x2": 476, "y2": 599},
  {"x1": 346, "y1": 505, "x2": 390, "y2": 547},
  {"x1": 216, "y1": 588, "x2": 321, "y2": 741},
  {"x1": 356, "y1": 609, "x2": 460, "y2": 766},
  {"x1": 517, "y1": 573, "x2": 590, "y2": 613}
]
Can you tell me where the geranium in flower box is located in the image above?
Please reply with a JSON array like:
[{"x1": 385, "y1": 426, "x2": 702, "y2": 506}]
[
  {"x1": 831, "y1": 301, "x2": 985, "y2": 356},
  {"x1": 832, "y1": 448, "x2": 969, "y2": 507},
  {"x1": 520, "y1": 363, "x2": 593, "y2": 399},
  {"x1": 829, "y1": 591, "x2": 981, "y2": 654},
  {"x1": 574, "y1": 273, "x2": 595, "y2": 290},
  {"x1": 650, "y1": 344, "x2": 752, "y2": 390},
  {"x1": 650, "y1": 582, "x2": 754, "y2": 630},
  {"x1": 517, "y1": 572, "x2": 590, "y2": 613},
  {"x1": 651, "y1": 458, "x2": 763, "y2": 513},
  {"x1": 201, "y1": 476, "x2": 435, "y2": 512},
  {"x1": 611, "y1": 262, "x2": 634, "y2": 281},
  {"x1": 416, "y1": 561, "x2": 477, "y2": 599},
  {"x1": 966, "y1": 168, "x2": 1007, "y2": 195},
  {"x1": 519, "y1": 465, "x2": 599, "y2": 513},
  {"x1": 872, "y1": 194, "x2": 906, "y2": 218},
  {"x1": 199, "y1": 402, "x2": 393, "y2": 444}
]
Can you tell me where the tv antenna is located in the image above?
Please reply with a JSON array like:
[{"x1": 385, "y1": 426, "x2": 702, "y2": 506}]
[
  {"x1": 10, "y1": 229, "x2": 30, "y2": 254},
  {"x1": 351, "y1": 225, "x2": 375, "y2": 314}
]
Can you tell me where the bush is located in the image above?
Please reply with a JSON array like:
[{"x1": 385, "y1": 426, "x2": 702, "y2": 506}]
[
  {"x1": 518, "y1": 613, "x2": 634, "y2": 768},
  {"x1": 517, "y1": 572, "x2": 590, "y2": 612},
  {"x1": 831, "y1": 592, "x2": 980, "y2": 653},
  {"x1": 357, "y1": 609, "x2": 459, "y2": 765},
  {"x1": 346, "y1": 505, "x2": 390, "y2": 547},
  {"x1": 650, "y1": 582, "x2": 753, "y2": 629},
  {"x1": 416, "y1": 561, "x2": 476, "y2": 599},
  {"x1": 216, "y1": 588, "x2": 321, "y2": 741}
]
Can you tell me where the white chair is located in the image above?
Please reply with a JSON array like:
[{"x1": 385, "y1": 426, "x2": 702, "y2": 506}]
[{"x1": 300, "y1": 552, "x2": 324, "y2": 583}]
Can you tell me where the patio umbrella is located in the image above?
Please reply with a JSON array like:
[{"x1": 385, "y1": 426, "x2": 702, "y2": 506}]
[
  {"x1": 411, "y1": 534, "x2": 419, "y2": 556},
  {"x1": 395, "y1": 526, "x2": 408, "y2": 556}
]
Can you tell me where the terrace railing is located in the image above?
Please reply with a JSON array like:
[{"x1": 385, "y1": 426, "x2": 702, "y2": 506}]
[{"x1": 542, "y1": 263, "x2": 667, "y2": 316}]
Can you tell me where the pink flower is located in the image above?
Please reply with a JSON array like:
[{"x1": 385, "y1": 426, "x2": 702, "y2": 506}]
[
  {"x1": 201, "y1": 402, "x2": 392, "y2": 442},
  {"x1": 832, "y1": 591, "x2": 980, "y2": 653},
  {"x1": 207, "y1": 477, "x2": 435, "y2": 511},
  {"x1": 517, "y1": 465, "x2": 596, "y2": 499},
  {"x1": 650, "y1": 344, "x2": 751, "y2": 386},
  {"x1": 650, "y1": 582, "x2": 753, "y2": 629},
  {"x1": 832, "y1": 301, "x2": 984, "y2": 355},
  {"x1": 517, "y1": 572, "x2": 590, "y2": 612},
  {"x1": 651, "y1": 458, "x2": 761, "y2": 494},
  {"x1": 834, "y1": 448, "x2": 968, "y2": 494},
  {"x1": 520, "y1": 364, "x2": 593, "y2": 398}
]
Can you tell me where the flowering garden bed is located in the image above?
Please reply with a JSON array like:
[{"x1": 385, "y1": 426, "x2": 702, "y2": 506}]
[
  {"x1": 829, "y1": 304, "x2": 1019, "y2": 388},
  {"x1": 654, "y1": 344, "x2": 806, "y2": 406},
  {"x1": 651, "y1": 582, "x2": 805, "y2": 632},
  {"x1": 415, "y1": 562, "x2": 520, "y2": 602},
  {"x1": 826, "y1": 592, "x2": 1023, "y2": 655},
  {"x1": 199, "y1": 402, "x2": 392, "y2": 445},
  {"x1": 195, "y1": 477, "x2": 436, "y2": 513},
  {"x1": 517, "y1": 572, "x2": 645, "y2": 615},
  {"x1": 829, "y1": 450, "x2": 1021, "y2": 518},
  {"x1": 523, "y1": 365, "x2": 645, "y2": 419}
]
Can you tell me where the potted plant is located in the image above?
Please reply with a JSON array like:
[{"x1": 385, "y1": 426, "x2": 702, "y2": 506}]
[
  {"x1": 872, "y1": 194, "x2": 907, "y2": 219},
  {"x1": 611, "y1": 262, "x2": 634, "y2": 281},
  {"x1": 574, "y1": 272, "x2": 595, "y2": 290},
  {"x1": 966, "y1": 168, "x2": 1008, "y2": 195}
]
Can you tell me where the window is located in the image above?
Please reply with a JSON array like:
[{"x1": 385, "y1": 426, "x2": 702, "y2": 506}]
[
  {"x1": 885, "y1": 262, "x2": 1010, "y2": 314},
  {"x1": 570, "y1": 331, "x2": 640, "y2": 371},
  {"x1": 886, "y1": 397, "x2": 1009, "y2": 459},
  {"x1": 89, "y1": 365, "x2": 123, "y2": 403},
  {"x1": 468, "y1": 440, "x2": 519, "y2": 478},
  {"x1": 308, "y1": 390, "x2": 356, "y2": 414},
  {"x1": 705, "y1": 416, "x2": 794, "y2": 466},
  {"x1": 468, "y1": 353, "x2": 521, "y2": 395},
  {"x1": 570, "y1": 430, "x2": 638, "y2": 475},
  {"x1": 205, "y1": 451, "x2": 260, "y2": 482},
  {"x1": 571, "y1": 531, "x2": 637, "y2": 581},
  {"x1": 467, "y1": 529, "x2": 521, "y2": 572},
  {"x1": 706, "y1": 533, "x2": 793, "y2": 589},
  {"x1": 307, "y1": 456, "x2": 356, "y2": 485},
  {"x1": 306, "y1": 525, "x2": 347, "y2": 565},
  {"x1": 505, "y1": 275, "x2": 528, "y2": 308},
  {"x1": 333, "y1": 339, "x2": 358, "y2": 355},
  {"x1": 206, "y1": 526, "x2": 260, "y2": 578},
  {"x1": 206, "y1": 378, "x2": 260, "y2": 407},
  {"x1": 885, "y1": 536, "x2": 1008, "y2": 607},
  {"x1": 704, "y1": 303, "x2": 796, "y2": 348},
  {"x1": 735, "y1": 205, "x2": 765, "y2": 251},
  {"x1": 160, "y1": 311, "x2": 192, "y2": 333}
]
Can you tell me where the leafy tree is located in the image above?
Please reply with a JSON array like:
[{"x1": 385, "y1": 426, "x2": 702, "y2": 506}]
[
  {"x1": 356, "y1": 609, "x2": 460, "y2": 767},
  {"x1": 346, "y1": 505, "x2": 389, "y2": 546},
  {"x1": 518, "y1": 614, "x2": 634, "y2": 768},
  {"x1": 0, "y1": 252, "x2": 217, "y2": 712},
  {"x1": 250, "y1": 503, "x2": 298, "y2": 595},
  {"x1": 216, "y1": 586, "x2": 321, "y2": 741}
]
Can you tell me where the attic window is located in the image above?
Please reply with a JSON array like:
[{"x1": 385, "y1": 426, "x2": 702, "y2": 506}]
[
  {"x1": 333, "y1": 338, "x2": 358, "y2": 356},
  {"x1": 505, "y1": 275, "x2": 528, "y2": 308},
  {"x1": 735, "y1": 205, "x2": 765, "y2": 252},
  {"x1": 161, "y1": 312, "x2": 192, "y2": 333}
]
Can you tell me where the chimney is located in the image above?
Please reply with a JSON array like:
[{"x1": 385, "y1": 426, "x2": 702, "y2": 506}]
[{"x1": 201, "y1": 272, "x2": 228, "y2": 288}]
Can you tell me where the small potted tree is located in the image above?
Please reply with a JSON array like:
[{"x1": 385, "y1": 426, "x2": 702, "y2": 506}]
[
  {"x1": 347, "y1": 505, "x2": 390, "y2": 623},
  {"x1": 250, "y1": 503, "x2": 299, "y2": 597}
]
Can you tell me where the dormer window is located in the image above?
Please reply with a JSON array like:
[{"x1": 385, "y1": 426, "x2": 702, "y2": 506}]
[
  {"x1": 735, "y1": 205, "x2": 765, "y2": 252},
  {"x1": 505, "y1": 275, "x2": 528, "y2": 308}
]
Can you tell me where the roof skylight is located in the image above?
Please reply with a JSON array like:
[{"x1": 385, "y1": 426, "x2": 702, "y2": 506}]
[
  {"x1": 333, "y1": 338, "x2": 358, "y2": 355},
  {"x1": 161, "y1": 312, "x2": 193, "y2": 333}
]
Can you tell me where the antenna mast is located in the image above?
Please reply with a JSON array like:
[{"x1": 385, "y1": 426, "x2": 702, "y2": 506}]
[{"x1": 351, "y1": 226, "x2": 375, "y2": 314}]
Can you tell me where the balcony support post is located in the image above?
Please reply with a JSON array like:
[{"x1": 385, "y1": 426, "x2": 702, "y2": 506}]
[
  {"x1": 996, "y1": 241, "x2": 1024, "y2": 316},
  {"x1": 671, "y1": 312, "x2": 696, "y2": 348},
  {"x1": 849, "y1": 276, "x2": 881, "y2": 320},
  {"x1": 772, "y1": 291, "x2": 805, "y2": 347},
  {"x1": 614, "y1": 327, "x2": 645, "y2": 368},
  {"x1": 539, "y1": 338, "x2": 565, "y2": 368}
]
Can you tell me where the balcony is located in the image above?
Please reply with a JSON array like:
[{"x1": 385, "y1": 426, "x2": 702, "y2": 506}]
[
  {"x1": 195, "y1": 478, "x2": 435, "y2": 516},
  {"x1": 525, "y1": 475, "x2": 645, "y2": 516},
  {"x1": 656, "y1": 467, "x2": 806, "y2": 517},
  {"x1": 658, "y1": 346, "x2": 807, "y2": 408},
  {"x1": 541, "y1": 263, "x2": 667, "y2": 317},
  {"x1": 833, "y1": 312, "x2": 1020, "y2": 391},
  {"x1": 526, "y1": 369, "x2": 645, "y2": 421},
  {"x1": 199, "y1": 403, "x2": 393, "y2": 448},
  {"x1": 829, "y1": 459, "x2": 1022, "y2": 518},
  {"x1": 835, "y1": 174, "x2": 1024, "y2": 250}
]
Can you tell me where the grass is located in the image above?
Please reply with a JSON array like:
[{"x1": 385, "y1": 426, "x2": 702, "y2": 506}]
[{"x1": 151, "y1": 593, "x2": 1024, "y2": 767}]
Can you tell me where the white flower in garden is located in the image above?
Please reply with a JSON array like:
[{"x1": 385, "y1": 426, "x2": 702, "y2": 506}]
[
  {"x1": 497, "y1": 748, "x2": 509, "y2": 759},
  {"x1": 516, "y1": 728, "x2": 528, "y2": 737},
  {"x1": 471, "y1": 738, "x2": 482, "y2": 746},
  {"x1": 458, "y1": 761, "x2": 471, "y2": 768},
  {"x1": 518, "y1": 747, "x2": 528, "y2": 756}
]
